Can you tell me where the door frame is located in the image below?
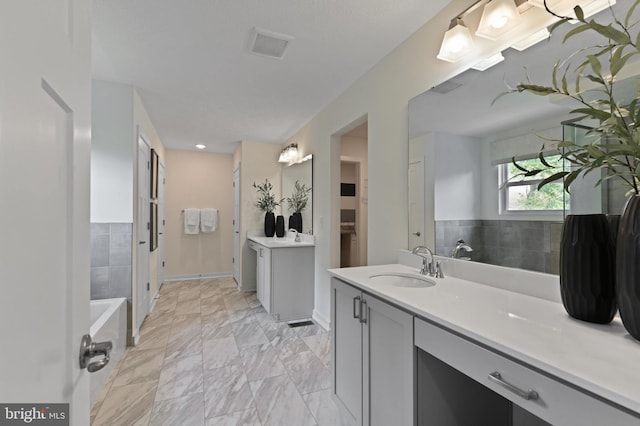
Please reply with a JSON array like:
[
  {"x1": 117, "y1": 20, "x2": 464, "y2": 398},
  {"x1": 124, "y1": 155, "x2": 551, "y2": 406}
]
[{"x1": 134, "y1": 130, "x2": 151, "y2": 343}]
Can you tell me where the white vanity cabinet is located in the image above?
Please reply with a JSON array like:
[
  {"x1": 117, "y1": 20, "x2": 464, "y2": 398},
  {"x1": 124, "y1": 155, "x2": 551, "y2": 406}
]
[
  {"x1": 248, "y1": 239, "x2": 314, "y2": 322},
  {"x1": 331, "y1": 277, "x2": 414, "y2": 426}
]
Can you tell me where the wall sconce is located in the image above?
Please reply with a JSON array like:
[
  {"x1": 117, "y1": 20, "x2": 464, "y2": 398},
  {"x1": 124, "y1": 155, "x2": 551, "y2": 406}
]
[{"x1": 278, "y1": 143, "x2": 300, "y2": 163}]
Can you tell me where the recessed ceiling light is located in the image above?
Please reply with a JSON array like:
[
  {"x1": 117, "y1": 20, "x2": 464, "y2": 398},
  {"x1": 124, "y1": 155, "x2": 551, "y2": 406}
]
[
  {"x1": 195, "y1": 144, "x2": 206, "y2": 150},
  {"x1": 248, "y1": 27, "x2": 295, "y2": 60}
]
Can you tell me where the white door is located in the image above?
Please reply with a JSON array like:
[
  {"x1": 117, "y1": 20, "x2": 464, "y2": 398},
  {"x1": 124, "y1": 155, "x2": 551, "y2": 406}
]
[
  {"x1": 0, "y1": 0, "x2": 92, "y2": 423},
  {"x1": 136, "y1": 135, "x2": 151, "y2": 338},
  {"x1": 233, "y1": 167, "x2": 241, "y2": 284},
  {"x1": 408, "y1": 158, "x2": 426, "y2": 249},
  {"x1": 157, "y1": 162, "x2": 166, "y2": 289}
]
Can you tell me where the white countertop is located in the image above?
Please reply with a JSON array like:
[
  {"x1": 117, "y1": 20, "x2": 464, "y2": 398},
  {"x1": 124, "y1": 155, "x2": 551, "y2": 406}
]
[
  {"x1": 328, "y1": 263, "x2": 640, "y2": 415},
  {"x1": 248, "y1": 233, "x2": 315, "y2": 248}
]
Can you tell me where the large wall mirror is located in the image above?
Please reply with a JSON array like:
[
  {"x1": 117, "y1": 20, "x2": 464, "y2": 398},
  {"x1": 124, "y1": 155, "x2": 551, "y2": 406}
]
[
  {"x1": 408, "y1": 2, "x2": 634, "y2": 274},
  {"x1": 282, "y1": 156, "x2": 313, "y2": 234}
]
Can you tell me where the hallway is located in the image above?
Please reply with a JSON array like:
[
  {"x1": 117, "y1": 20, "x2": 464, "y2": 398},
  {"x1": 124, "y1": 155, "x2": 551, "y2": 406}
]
[{"x1": 91, "y1": 277, "x2": 348, "y2": 425}]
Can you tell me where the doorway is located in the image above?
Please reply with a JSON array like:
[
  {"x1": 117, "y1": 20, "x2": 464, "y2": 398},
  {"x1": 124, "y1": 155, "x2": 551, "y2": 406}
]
[
  {"x1": 339, "y1": 121, "x2": 369, "y2": 267},
  {"x1": 136, "y1": 133, "x2": 151, "y2": 341}
]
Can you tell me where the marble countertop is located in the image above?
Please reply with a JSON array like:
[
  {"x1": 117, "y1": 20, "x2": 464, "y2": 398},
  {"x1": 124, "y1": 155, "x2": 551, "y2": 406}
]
[
  {"x1": 248, "y1": 233, "x2": 315, "y2": 248},
  {"x1": 328, "y1": 263, "x2": 640, "y2": 415}
]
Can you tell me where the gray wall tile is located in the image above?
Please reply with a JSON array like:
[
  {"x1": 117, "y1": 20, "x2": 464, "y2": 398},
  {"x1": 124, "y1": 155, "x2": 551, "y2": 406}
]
[
  {"x1": 91, "y1": 222, "x2": 133, "y2": 301},
  {"x1": 91, "y1": 235, "x2": 110, "y2": 267}
]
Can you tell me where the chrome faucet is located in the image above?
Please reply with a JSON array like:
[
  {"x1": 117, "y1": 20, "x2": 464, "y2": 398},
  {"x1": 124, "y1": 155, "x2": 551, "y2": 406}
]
[
  {"x1": 411, "y1": 245, "x2": 435, "y2": 276},
  {"x1": 451, "y1": 239, "x2": 473, "y2": 259},
  {"x1": 289, "y1": 228, "x2": 301, "y2": 242}
]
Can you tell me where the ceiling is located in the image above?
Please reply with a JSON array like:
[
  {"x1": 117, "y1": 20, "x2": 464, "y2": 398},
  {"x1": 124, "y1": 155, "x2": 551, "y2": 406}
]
[{"x1": 92, "y1": 0, "x2": 451, "y2": 154}]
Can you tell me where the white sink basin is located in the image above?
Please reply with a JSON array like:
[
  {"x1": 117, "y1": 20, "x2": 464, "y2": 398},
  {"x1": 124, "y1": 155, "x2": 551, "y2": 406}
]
[{"x1": 368, "y1": 273, "x2": 435, "y2": 288}]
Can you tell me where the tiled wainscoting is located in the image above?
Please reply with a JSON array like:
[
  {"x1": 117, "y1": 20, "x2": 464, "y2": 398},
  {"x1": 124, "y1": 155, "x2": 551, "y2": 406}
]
[
  {"x1": 435, "y1": 220, "x2": 563, "y2": 274},
  {"x1": 90, "y1": 223, "x2": 133, "y2": 300},
  {"x1": 91, "y1": 277, "x2": 348, "y2": 426}
]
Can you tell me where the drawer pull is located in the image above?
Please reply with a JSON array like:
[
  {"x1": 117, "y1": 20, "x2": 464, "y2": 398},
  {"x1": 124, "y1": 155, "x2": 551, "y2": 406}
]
[
  {"x1": 488, "y1": 371, "x2": 539, "y2": 401},
  {"x1": 353, "y1": 296, "x2": 361, "y2": 320}
]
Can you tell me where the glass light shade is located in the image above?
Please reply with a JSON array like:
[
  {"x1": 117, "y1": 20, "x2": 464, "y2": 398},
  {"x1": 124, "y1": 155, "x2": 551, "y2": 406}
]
[
  {"x1": 437, "y1": 22, "x2": 475, "y2": 63},
  {"x1": 476, "y1": 0, "x2": 522, "y2": 40},
  {"x1": 472, "y1": 52, "x2": 505, "y2": 71},
  {"x1": 511, "y1": 28, "x2": 550, "y2": 51}
]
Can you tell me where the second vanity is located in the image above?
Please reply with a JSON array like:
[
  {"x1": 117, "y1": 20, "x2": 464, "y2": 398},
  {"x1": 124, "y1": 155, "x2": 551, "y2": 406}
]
[
  {"x1": 248, "y1": 232, "x2": 314, "y2": 322},
  {"x1": 329, "y1": 257, "x2": 640, "y2": 426}
]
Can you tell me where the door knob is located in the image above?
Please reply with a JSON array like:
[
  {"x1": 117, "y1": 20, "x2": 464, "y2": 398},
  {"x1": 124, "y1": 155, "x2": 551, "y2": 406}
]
[
  {"x1": 412, "y1": 231, "x2": 421, "y2": 236},
  {"x1": 139, "y1": 241, "x2": 147, "y2": 245},
  {"x1": 79, "y1": 334, "x2": 112, "y2": 373}
]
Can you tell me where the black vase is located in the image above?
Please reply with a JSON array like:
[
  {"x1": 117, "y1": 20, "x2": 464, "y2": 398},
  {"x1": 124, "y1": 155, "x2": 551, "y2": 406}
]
[
  {"x1": 264, "y1": 212, "x2": 275, "y2": 237},
  {"x1": 617, "y1": 196, "x2": 640, "y2": 340},
  {"x1": 289, "y1": 212, "x2": 303, "y2": 233},
  {"x1": 559, "y1": 214, "x2": 616, "y2": 324},
  {"x1": 275, "y1": 215, "x2": 285, "y2": 237}
]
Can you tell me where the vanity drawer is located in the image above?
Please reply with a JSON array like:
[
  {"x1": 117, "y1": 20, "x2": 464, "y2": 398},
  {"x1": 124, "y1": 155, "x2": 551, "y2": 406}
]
[{"x1": 414, "y1": 317, "x2": 639, "y2": 426}]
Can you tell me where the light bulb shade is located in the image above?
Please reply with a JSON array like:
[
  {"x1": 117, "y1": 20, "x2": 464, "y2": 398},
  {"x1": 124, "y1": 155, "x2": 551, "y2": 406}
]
[
  {"x1": 511, "y1": 28, "x2": 550, "y2": 51},
  {"x1": 476, "y1": 0, "x2": 522, "y2": 40},
  {"x1": 437, "y1": 21, "x2": 475, "y2": 63},
  {"x1": 278, "y1": 144, "x2": 300, "y2": 163}
]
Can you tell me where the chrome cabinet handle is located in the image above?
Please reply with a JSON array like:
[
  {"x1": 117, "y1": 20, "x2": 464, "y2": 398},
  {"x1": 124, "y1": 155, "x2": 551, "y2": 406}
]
[
  {"x1": 360, "y1": 299, "x2": 367, "y2": 324},
  {"x1": 353, "y1": 296, "x2": 361, "y2": 319},
  {"x1": 79, "y1": 334, "x2": 113, "y2": 373},
  {"x1": 488, "y1": 371, "x2": 539, "y2": 401}
]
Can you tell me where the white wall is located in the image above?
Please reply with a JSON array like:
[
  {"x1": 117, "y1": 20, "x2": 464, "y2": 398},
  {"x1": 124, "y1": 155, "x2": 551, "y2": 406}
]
[{"x1": 91, "y1": 80, "x2": 134, "y2": 222}]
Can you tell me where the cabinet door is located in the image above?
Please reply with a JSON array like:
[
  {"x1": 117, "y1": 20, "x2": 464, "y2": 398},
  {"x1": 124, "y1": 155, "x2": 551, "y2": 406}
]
[
  {"x1": 262, "y1": 247, "x2": 271, "y2": 313},
  {"x1": 331, "y1": 278, "x2": 363, "y2": 425},
  {"x1": 363, "y1": 294, "x2": 414, "y2": 426},
  {"x1": 256, "y1": 247, "x2": 264, "y2": 307}
]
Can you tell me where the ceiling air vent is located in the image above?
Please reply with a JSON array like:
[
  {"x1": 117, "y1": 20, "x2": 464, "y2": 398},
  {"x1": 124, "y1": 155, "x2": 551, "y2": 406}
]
[{"x1": 248, "y1": 27, "x2": 294, "y2": 60}]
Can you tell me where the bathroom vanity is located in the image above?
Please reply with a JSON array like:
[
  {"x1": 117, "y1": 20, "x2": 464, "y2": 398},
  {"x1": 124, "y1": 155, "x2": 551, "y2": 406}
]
[
  {"x1": 329, "y1": 259, "x2": 640, "y2": 426},
  {"x1": 248, "y1": 233, "x2": 314, "y2": 322}
]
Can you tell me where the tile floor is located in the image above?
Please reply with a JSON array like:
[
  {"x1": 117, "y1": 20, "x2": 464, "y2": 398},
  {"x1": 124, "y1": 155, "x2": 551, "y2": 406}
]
[{"x1": 91, "y1": 277, "x2": 350, "y2": 426}]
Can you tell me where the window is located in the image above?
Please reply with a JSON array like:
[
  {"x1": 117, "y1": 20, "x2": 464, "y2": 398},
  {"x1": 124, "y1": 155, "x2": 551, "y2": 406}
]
[{"x1": 500, "y1": 155, "x2": 570, "y2": 212}]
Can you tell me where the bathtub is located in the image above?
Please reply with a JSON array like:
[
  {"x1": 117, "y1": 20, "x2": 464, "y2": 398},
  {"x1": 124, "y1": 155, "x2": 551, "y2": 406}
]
[{"x1": 90, "y1": 298, "x2": 127, "y2": 407}]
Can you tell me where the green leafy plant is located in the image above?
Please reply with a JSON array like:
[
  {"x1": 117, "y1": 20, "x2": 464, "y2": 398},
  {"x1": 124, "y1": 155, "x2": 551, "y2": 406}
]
[
  {"x1": 286, "y1": 180, "x2": 312, "y2": 213},
  {"x1": 253, "y1": 179, "x2": 283, "y2": 213},
  {"x1": 499, "y1": 0, "x2": 640, "y2": 196}
]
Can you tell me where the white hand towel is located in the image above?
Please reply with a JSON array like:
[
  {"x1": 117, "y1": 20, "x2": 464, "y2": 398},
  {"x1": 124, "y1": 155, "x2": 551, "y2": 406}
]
[
  {"x1": 200, "y1": 208, "x2": 218, "y2": 233},
  {"x1": 184, "y1": 208, "x2": 200, "y2": 234}
]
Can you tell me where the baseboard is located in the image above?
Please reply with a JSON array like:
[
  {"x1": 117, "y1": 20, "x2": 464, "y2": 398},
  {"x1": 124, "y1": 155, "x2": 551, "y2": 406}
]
[
  {"x1": 149, "y1": 290, "x2": 161, "y2": 313},
  {"x1": 164, "y1": 272, "x2": 233, "y2": 282},
  {"x1": 312, "y1": 309, "x2": 330, "y2": 331}
]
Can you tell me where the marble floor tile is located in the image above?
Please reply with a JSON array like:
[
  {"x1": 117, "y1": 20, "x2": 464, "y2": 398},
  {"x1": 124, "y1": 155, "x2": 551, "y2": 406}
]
[
  {"x1": 201, "y1": 296, "x2": 226, "y2": 317},
  {"x1": 240, "y1": 343, "x2": 286, "y2": 381},
  {"x1": 303, "y1": 389, "x2": 351, "y2": 426},
  {"x1": 266, "y1": 326, "x2": 309, "y2": 359},
  {"x1": 294, "y1": 323, "x2": 327, "y2": 338},
  {"x1": 155, "y1": 354, "x2": 204, "y2": 401},
  {"x1": 204, "y1": 364, "x2": 254, "y2": 418},
  {"x1": 232, "y1": 317, "x2": 270, "y2": 349},
  {"x1": 92, "y1": 380, "x2": 157, "y2": 426},
  {"x1": 149, "y1": 393, "x2": 205, "y2": 426},
  {"x1": 249, "y1": 375, "x2": 316, "y2": 426},
  {"x1": 205, "y1": 405, "x2": 261, "y2": 426},
  {"x1": 165, "y1": 330, "x2": 203, "y2": 361},
  {"x1": 202, "y1": 336, "x2": 240, "y2": 371},
  {"x1": 227, "y1": 307, "x2": 255, "y2": 323},
  {"x1": 133, "y1": 323, "x2": 172, "y2": 352},
  {"x1": 175, "y1": 298, "x2": 202, "y2": 315},
  {"x1": 112, "y1": 347, "x2": 166, "y2": 387},
  {"x1": 280, "y1": 350, "x2": 331, "y2": 394},
  {"x1": 170, "y1": 314, "x2": 202, "y2": 340},
  {"x1": 202, "y1": 322, "x2": 234, "y2": 340},
  {"x1": 301, "y1": 333, "x2": 332, "y2": 367}
]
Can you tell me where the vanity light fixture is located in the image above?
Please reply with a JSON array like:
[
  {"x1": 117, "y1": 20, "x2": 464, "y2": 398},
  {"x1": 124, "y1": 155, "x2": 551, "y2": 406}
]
[
  {"x1": 195, "y1": 144, "x2": 206, "y2": 150},
  {"x1": 437, "y1": 18, "x2": 475, "y2": 63},
  {"x1": 278, "y1": 143, "x2": 300, "y2": 163},
  {"x1": 472, "y1": 52, "x2": 505, "y2": 71},
  {"x1": 476, "y1": 0, "x2": 522, "y2": 40}
]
